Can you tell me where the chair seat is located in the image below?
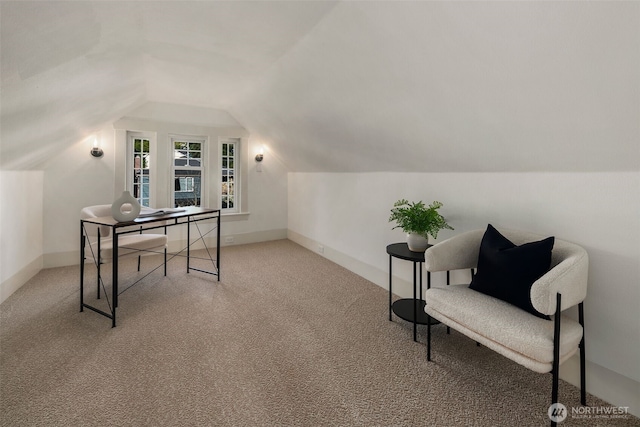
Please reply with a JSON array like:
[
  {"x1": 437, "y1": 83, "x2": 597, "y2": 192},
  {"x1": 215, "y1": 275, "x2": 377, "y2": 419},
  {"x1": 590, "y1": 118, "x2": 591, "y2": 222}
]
[
  {"x1": 425, "y1": 284, "x2": 583, "y2": 373},
  {"x1": 88, "y1": 233, "x2": 168, "y2": 262}
]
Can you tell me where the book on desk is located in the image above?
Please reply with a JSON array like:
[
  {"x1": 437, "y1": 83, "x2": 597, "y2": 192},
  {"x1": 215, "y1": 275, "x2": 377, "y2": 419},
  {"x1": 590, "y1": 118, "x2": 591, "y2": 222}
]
[{"x1": 137, "y1": 207, "x2": 186, "y2": 218}]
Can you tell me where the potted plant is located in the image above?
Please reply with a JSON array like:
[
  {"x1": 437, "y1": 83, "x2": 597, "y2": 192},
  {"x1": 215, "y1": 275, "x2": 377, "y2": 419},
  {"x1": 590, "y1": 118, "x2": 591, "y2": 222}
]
[{"x1": 389, "y1": 199, "x2": 453, "y2": 252}]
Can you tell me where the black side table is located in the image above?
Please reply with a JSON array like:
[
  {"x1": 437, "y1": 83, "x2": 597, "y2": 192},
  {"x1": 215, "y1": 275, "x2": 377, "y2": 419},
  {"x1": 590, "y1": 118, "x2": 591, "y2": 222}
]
[{"x1": 387, "y1": 242, "x2": 434, "y2": 342}]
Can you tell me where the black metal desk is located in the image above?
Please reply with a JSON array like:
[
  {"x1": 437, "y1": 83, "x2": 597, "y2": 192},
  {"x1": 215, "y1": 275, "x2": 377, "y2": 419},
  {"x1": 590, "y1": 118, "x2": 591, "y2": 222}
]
[
  {"x1": 387, "y1": 242, "x2": 433, "y2": 342},
  {"x1": 80, "y1": 207, "x2": 220, "y2": 327}
]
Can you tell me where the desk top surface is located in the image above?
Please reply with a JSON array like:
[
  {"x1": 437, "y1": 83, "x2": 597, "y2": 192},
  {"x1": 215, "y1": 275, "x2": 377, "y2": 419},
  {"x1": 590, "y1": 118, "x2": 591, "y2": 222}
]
[{"x1": 81, "y1": 206, "x2": 219, "y2": 227}]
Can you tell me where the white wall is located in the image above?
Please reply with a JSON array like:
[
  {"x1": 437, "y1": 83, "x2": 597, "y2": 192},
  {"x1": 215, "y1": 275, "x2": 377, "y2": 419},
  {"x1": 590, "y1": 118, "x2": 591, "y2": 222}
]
[
  {"x1": 41, "y1": 103, "x2": 288, "y2": 267},
  {"x1": 288, "y1": 171, "x2": 640, "y2": 414},
  {"x1": 0, "y1": 171, "x2": 44, "y2": 303},
  {"x1": 42, "y1": 128, "x2": 116, "y2": 266}
]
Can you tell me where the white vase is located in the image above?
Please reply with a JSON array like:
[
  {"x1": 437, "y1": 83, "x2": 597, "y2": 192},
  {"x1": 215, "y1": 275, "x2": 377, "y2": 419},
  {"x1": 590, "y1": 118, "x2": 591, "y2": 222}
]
[
  {"x1": 407, "y1": 233, "x2": 429, "y2": 252},
  {"x1": 111, "y1": 190, "x2": 141, "y2": 222}
]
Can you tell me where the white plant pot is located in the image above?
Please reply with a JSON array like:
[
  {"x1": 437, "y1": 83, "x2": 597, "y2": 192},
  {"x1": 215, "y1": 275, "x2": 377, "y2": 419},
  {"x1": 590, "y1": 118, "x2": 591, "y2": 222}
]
[{"x1": 407, "y1": 233, "x2": 429, "y2": 252}]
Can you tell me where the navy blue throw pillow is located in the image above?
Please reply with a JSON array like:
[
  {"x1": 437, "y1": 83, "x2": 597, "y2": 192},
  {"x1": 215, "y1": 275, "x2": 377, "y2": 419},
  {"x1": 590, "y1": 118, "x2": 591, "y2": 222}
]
[{"x1": 469, "y1": 224, "x2": 554, "y2": 320}]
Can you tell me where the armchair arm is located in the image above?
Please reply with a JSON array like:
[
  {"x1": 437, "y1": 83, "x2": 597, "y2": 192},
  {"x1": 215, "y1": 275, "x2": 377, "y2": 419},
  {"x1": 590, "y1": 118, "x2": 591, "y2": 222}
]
[
  {"x1": 425, "y1": 229, "x2": 485, "y2": 272},
  {"x1": 531, "y1": 241, "x2": 589, "y2": 315}
]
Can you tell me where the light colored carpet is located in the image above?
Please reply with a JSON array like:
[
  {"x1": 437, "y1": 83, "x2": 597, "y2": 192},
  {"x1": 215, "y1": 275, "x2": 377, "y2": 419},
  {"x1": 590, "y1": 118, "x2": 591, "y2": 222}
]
[{"x1": 1, "y1": 240, "x2": 637, "y2": 426}]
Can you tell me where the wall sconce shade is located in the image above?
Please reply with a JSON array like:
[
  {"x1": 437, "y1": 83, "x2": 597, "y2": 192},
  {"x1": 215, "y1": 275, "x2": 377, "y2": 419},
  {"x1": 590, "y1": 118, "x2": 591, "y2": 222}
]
[
  {"x1": 255, "y1": 146, "x2": 264, "y2": 162},
  {"x1": 91, "y1": 137, "x2": 104, "y2": 158}
]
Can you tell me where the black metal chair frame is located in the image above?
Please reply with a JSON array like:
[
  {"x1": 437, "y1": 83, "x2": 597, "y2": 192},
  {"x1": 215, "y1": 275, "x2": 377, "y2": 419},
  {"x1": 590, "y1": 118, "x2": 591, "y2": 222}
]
[{"x1": 426, "y1": 292, "x2": 586, "y2": 427}]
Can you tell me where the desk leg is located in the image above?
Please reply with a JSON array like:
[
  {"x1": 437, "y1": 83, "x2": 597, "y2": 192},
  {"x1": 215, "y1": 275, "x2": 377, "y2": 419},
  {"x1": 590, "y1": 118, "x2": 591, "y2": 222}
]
[
  {"x1": 388, "y1": 255, "x2": 392, "y2": 321},
  {"x1": 97, "y1": 230, "x2": 101, "y2": 300},
  {"x1": 187, "y1": 216, "x2": 191, "y2": 274},
  {"x1": 112, "y1": 232, "x2": 118, "y2": 328},
  {"x1": 217, "y1": 212, "x2": 221, "y2": 281},
  {"x1": 80, "y1": 223, "x2": 85, "y2": 312}
]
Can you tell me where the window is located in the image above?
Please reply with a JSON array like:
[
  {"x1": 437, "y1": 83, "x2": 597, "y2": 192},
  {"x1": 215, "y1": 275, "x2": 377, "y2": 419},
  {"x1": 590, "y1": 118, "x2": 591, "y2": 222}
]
[
  {"x1": 221, "y1": 139, "x2": 238, "y2": 211},
  {"x1": 118, "y1": 128, "x2": 244, "y2": 213},
  {"x1": 131, "y1": 136, "x2": 151, "y2": 207},
  {"x1": 173, "y1": 138, "x2": 204, "y2": 208}
]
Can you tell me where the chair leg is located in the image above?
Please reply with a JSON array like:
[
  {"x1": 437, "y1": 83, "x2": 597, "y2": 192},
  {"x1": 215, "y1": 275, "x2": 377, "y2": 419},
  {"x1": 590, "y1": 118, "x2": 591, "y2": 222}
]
[
  {"x1": 96, "y1": 266, "x2": 101, "y2": 299},
  {"x1": 446, "y1": 273, "x2": 451, "y2": 334},
  {"x1": 551, "y1": 293, "x2": 562, "y2": 427},
  {"x1": 427, "y1": 313, "x2": 432, "y2": 361},
  {"x1": 164, "y1": 247, "x2": 167, "y2": 276},
  {"x1": 164, "y1": 226, "x2": 168, "y2": 276},
  {"x1": 579, "y1": 302, "x2": 587, "y2": 406}
]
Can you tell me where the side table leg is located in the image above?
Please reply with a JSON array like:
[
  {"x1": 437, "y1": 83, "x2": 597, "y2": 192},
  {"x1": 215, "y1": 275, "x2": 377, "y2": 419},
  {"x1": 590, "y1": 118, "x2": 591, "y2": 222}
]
[
  {"x1": 388, "y1": 255, "x2": 392, "y2": 321},
  {"x1": 413, "y1": 261, "x2": 417, "y2": 342},
  {"x1": 419, "y1": 261, "x2": 423, "y2": 299}
]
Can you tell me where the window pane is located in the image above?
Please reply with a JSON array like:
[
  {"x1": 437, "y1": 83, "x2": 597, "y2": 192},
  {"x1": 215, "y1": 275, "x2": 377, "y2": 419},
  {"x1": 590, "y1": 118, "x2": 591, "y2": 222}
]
[
  {"x1": 174, "y1": 169, "x2": 201, "y2": 208},
  {"x1": 131, "y1": 137, "x2": 152, "y2": 206},
  {"x1": 220, "y1": 140, "x2": 237, "y2": 211}
]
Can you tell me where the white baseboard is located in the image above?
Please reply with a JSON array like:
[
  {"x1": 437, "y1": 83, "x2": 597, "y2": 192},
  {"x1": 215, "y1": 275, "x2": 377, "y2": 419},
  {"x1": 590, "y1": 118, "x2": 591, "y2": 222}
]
[
  {"x1": 288, "y1": 230, "x2": 422, "y2": 299},
  {"x1": 44, "y1": 228, "x2": 289, "y2": 269},
  {"x1": 561, "y1": 355, "x2": 640, "y2": 417},
  {"x1": 1, "y1": 255, "x2": 42, "y2": 304},
  {"x1": 287, "y1": 230, "x2": 640, "y2": 418}
]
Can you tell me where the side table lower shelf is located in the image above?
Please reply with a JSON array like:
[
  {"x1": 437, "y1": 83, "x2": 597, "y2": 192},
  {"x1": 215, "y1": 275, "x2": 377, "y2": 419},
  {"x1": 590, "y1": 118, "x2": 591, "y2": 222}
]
[{"x1": 392, "y1": 298, "x2": 440, "y2": 326}]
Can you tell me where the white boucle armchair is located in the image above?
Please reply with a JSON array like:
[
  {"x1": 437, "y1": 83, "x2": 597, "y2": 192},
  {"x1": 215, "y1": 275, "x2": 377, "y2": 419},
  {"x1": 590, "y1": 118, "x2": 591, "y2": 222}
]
[{"x1": 423, "y1": 228, "x2": 588, "y2": 426}]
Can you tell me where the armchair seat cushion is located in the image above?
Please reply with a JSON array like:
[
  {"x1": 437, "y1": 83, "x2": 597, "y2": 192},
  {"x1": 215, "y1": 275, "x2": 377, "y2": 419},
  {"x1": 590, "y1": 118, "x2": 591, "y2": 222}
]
[
  {"x1": 425, "y1": 284, "x2": 583, "y2": 373},
  {"x1": 88, "y1": 233, "x2": 168, "y2": 261}
]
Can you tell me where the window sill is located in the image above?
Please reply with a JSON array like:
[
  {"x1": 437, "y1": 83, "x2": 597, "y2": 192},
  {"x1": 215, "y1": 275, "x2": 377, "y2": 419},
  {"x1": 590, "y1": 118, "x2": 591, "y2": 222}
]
[{"x1": 221, "y1": 212, "x2": 250, "y2": 222}]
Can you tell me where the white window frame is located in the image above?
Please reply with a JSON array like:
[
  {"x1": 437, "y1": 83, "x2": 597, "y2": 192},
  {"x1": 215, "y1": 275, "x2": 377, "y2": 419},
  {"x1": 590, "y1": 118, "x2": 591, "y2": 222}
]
[
  {"x1": 126, "y1": 132, "x2": 155, "y2": 207},
  {"x1": 171, "y1": 135, "x2": 207, "y2": 208},
  {"x1": 220, "y1": 138, "x2": 239, "y2": 213}
]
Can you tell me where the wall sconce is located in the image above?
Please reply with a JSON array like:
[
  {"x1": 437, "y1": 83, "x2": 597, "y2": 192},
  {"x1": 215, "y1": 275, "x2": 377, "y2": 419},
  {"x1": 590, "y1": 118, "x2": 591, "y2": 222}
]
[
  {"x1": 90, "y1": 137, "x2": 104, "y2": 158},
  {"x1": 255, "y1": 146, "x2": 264, "y2": 162}
]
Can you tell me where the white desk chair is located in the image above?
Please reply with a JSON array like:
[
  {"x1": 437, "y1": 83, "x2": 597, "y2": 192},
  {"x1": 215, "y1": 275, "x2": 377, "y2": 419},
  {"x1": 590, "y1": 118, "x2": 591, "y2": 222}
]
[{"x1": 80, "y1": 204, "x2": 169, "y2": 296}]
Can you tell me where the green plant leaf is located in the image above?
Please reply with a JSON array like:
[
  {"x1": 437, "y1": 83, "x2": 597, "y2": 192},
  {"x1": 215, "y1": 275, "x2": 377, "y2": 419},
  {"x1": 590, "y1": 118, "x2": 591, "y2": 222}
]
[{"x1": 389, "y1": 199, "x2": 453, "y2": 239}]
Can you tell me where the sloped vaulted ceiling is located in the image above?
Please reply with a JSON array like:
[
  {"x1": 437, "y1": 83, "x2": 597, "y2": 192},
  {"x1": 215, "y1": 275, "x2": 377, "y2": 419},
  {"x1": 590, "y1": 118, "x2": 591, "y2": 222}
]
[
  {"x1": 230, "y1": 1, "x2": 640, "y2": 172},
  {"x1": 1, "y1": 1, "x2": 638, "y2": 172},
  {"x1": 0, "y1": 0, "x2": 337, "y2": 169}
]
